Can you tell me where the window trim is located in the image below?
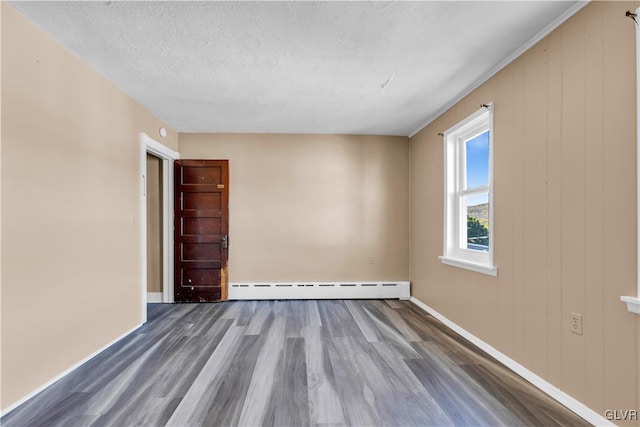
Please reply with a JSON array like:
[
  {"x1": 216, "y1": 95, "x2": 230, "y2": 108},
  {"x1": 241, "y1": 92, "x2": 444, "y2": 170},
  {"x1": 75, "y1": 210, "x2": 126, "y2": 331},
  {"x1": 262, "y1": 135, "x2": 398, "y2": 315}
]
[
  {"x1": 623, "y1": 8, "x2": 640, "y2": 314},
  {"x1": 439, "y1": 103, "x2": 497, "y2": 276}
]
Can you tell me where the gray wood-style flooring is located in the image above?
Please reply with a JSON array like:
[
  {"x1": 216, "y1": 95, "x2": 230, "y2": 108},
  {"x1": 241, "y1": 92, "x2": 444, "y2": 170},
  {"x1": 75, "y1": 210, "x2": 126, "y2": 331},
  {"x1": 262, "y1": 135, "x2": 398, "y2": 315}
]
[{"x1": 2, "y1": 300, "x2": 591, "y2": 427}]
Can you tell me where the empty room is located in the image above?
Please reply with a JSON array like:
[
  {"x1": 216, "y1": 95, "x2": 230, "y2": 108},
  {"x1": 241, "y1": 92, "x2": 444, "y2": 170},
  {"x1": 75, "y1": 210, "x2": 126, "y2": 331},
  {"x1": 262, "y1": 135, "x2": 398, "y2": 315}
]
[{"x1": 2, "y1": 1, "x2": 640, "y2": 426}]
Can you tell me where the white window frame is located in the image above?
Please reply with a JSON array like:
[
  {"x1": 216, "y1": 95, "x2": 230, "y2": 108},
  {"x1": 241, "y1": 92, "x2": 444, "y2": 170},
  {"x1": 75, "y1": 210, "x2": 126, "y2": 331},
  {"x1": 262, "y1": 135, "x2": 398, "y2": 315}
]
[
  {"x1": 621, "y1": 9, "x2": 640, "y2": 314},
  {"x1": 439, "y1": 103, "x2": 497, "y2": 276}
]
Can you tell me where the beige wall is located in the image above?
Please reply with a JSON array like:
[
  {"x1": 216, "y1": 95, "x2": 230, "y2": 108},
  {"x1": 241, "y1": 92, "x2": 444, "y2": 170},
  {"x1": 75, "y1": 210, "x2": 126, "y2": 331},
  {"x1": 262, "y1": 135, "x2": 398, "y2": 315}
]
[
  {"x1": 1, "y1": 3, "x2": 178, "y2": 410},
  {"x1": 179, "y1": 133, "x2": 410, "y2": 283},
  {"x1": 410, "y1": 1, "x2": 640, "y2": 424},
  {"x1": 146, "y1": 154, "x2": 163, "y2": 293}
]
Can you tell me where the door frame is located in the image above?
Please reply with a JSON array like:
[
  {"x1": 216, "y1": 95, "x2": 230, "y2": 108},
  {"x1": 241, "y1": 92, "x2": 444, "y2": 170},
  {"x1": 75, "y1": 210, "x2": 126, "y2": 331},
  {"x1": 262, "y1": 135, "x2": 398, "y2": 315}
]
[{"x1": 140, "y1": 132, "x2": 180, "y2": 323}]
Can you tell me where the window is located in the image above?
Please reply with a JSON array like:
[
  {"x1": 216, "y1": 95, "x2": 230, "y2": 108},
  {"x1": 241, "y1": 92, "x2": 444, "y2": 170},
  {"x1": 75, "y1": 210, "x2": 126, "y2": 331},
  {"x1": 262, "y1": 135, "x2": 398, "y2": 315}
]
[{"x1": 440, "y1": 103, "x2": 497, "y2": 276}]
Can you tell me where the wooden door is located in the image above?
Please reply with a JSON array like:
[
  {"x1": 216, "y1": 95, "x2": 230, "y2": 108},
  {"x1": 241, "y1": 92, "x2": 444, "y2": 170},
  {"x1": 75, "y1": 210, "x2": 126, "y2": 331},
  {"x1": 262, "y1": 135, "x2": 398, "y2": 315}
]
[{"x1": 174, "y1": 160, "x2": 229, "y2": 302}]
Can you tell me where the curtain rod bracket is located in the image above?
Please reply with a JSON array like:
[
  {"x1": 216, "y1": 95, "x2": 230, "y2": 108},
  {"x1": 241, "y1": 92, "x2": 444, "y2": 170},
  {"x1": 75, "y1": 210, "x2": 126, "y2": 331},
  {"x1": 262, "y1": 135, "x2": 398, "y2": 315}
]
[
  {"x1": 481, "y1": 103, "x2": 491, "y2": 110},
  {"x1": 438, "y1": 132, "x2": 444, "y2": 137},
  {"x1": 626, "y1": 11, "x2": 638, "y2": 24}
]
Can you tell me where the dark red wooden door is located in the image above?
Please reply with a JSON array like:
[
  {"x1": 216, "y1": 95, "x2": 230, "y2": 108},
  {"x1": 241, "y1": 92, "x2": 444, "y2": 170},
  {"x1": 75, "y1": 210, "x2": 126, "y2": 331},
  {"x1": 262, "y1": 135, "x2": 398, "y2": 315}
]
[{"x1": 174, "y1": 160, "x2": 229, "y2": 302}]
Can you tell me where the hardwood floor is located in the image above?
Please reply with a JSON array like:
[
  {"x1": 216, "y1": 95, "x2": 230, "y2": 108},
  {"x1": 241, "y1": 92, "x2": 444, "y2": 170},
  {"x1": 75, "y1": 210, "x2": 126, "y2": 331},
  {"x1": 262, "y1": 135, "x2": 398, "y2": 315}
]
[{"x1": 2, "y1": 300, "x2": 591, "y2": 427}]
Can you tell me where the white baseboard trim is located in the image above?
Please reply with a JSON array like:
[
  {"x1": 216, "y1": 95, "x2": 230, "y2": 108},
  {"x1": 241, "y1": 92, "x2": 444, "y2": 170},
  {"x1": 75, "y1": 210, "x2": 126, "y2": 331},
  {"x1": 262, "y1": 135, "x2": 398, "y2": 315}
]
[
  {"x1": 229, "y1": 281, "x2": 410, "y2": 300},
  {"x1": 147, "y1": 292, "x2": 163, "y2": 303},
  {"x1": 0, "y1": 323, "x2": 143, "y2": 418},
  {"x1": 410, "y1": 297, "x2": 614, "y2": 427}
]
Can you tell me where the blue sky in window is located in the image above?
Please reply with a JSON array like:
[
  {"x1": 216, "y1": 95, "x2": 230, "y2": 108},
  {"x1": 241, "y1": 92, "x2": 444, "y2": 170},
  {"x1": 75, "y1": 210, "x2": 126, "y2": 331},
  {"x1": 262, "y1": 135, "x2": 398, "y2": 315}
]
[{"x1": 466, "y1": 130, "x2": 489, "y2": 189}]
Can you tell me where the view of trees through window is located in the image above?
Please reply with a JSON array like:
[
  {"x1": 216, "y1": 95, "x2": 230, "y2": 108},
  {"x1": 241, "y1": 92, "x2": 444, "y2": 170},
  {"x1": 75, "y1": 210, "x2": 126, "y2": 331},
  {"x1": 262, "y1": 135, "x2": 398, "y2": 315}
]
[{"x1": 464, "y1": 131, "x2": 489, "y2": 252}]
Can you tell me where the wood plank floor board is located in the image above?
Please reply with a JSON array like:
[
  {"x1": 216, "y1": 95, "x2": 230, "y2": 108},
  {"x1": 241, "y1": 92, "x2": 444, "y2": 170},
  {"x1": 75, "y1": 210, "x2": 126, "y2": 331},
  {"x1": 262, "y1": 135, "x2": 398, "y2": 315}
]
[
  {"x1": 410, "y1": 341, "x2": 527, "y2": 427},
  {"x1": 0, "y1": 367, "x2": 90, "y2": 426},
  {"x1": 69, "y1": 334, "x2": 152, "y2": 393},
  {"x1": 372, "y1": 301, "x2": 423, "y2": 342},
  {"x1": 344, "y1": 300, "x2": 383, "y2": 342},
  {"x1": 126, "y1": 397, "x2": 177, "y2": 427},
  {"x1": 317, "y1": 300, "x2": 364, "y2": 339},
  {"x1": 201, "y1": 334, "x2": 264, "y2": 427},
  {"x1": 246, "y1": 301, "x2": 274, "y2": 336},
  {"x1": 405, "y1": 357, "x2": 501, "y2": 426},
  {"x1": 82, "y1": 338, "x2": 170, "y2": 418},
  {"x1": 1, "y1": 300, "x2": 593, "y2": 427},
  {"x1": 397, "y1": 308, "x2": 486, "y2": 366},
  {"x1": 106, "y1": 320, "x2": 235, "y2": 427},
  {"x1": 88, "y1": 318, "x2": 230, "y2": 426},
  {"x1": 303, "y1": 300, "x2": 322, "y2": 328},
  {"x1": 367, "y1": 341, "x2": 458, "y2": 426},
  {"x1": 165, "y1": 325, "x2": 247, "y2": 427},
  {"x1": 152, "y1": 319, "x2": 235, "y2": 401},
  {"x1": 362, "y1": 306, "x2": 422, "y2": 359},
  {"x1": 302, "y1": 326, "x2": 346, "y2": 426},
  {"x1": 326, "y1": 339, "x2": 383, "y2": 426},
  {"x1": 368, "y1": 341, "x2": 430, "y2": 394},
  {"x1": 184, "y1": 304, "x2": 227, "y2": 337},
  {"x1": 460, "y1": 363, "x2": 590, "y2": 427},
  {"x1": 81, "y1": 325, "x2": 213, "y2": 414},
  {"x1": 236, "y1": 314, "x2": 286, "y2": 426},
  {"x1": 383, "y1": 299, "x2": 405, "y2": 309},
  {"x1": 262, "y1": 337, "x2": 310, "y2": 427},
  {"x1": 334, "y1": 336, "x2": 452, "y2": 427},
  {"x1": 390, "y1": 305, "x2": 441, "y2": 342},
  {"x1": 283, "y1": 301, "x2": 305, "y2": 338},
  {"x1": 29, "y1": 392, "x2": 95, "y2": 427},
  {"x1": 218, "y1": 300, "x2": 250, "y2": 323}
]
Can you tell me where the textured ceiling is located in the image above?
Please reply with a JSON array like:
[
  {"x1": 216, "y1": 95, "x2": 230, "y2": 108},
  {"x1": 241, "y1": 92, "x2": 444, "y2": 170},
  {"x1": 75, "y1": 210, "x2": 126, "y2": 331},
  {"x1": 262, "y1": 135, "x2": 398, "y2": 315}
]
[{"x1": 11, "y1": 1, "x2": 581, "y2": 136}]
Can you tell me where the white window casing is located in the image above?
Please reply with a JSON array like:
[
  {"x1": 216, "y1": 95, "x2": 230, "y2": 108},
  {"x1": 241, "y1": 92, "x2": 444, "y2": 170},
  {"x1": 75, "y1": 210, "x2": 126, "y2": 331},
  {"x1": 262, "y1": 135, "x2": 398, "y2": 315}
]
[
  {"x1": 439, "y1": 103, "x2": 497, "y2": 276},
  {"x1": 622, "y1": 9, "x2": 640, "y2": 314}
]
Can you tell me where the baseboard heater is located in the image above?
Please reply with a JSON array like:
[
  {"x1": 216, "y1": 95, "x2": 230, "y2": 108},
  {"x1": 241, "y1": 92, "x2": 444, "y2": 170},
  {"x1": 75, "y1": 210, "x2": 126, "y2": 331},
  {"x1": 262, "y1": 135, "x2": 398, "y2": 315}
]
[{"x1": 228, "y1": 281, "x2": 410, "y2": 300}]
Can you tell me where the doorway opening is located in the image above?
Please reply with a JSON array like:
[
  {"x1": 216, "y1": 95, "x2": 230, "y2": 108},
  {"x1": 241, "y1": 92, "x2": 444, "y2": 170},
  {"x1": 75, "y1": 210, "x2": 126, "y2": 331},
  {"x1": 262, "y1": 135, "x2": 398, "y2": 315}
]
[
  {"x1": 140, "y1": 133, "x2": 180, "y2": 323},
  {"x1": 146, "y1": 153, "x2": 164, "y2": 303}
]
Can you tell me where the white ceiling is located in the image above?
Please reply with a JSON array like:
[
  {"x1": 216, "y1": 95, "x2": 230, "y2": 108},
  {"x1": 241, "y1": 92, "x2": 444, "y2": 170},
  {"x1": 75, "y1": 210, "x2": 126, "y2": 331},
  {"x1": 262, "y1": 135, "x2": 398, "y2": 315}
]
[{"x1": 11, "y1": 1, "x2": 581, "y2": 136}]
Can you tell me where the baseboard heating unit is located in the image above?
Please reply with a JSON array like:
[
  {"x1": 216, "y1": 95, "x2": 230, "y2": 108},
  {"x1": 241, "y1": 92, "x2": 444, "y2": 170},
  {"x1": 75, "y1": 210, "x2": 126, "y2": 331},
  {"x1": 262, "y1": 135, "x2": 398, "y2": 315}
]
[{"x1": 228, "y1": 281, "x2": 410, "y2": 300}]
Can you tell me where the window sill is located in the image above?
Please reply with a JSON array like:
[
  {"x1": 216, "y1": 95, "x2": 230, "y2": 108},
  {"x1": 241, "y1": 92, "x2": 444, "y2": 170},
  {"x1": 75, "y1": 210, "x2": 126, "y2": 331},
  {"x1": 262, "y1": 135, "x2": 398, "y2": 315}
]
[
  {"x1": 439, "y1": 256, "x2": 498, "y2": 277},
  {"x1": 620, "y1": 296, "x2": 640, "y2": 314}
]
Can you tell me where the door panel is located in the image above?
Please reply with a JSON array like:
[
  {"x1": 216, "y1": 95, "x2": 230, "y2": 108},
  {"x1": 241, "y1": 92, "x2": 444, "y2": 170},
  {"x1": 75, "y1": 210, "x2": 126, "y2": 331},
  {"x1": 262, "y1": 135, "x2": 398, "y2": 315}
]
[
  {"x1": 183, "y1": 192, "x2": 221, "y2": 210},
  {"x1": 174, "y1": 160, "x2": 229, "y2": 302},
  {"x1": 182, "y1": 218, "x2": 221, "y2": 236},
  {"x1": 182, "y1": 167, "x2": 221, "y2": 184}
]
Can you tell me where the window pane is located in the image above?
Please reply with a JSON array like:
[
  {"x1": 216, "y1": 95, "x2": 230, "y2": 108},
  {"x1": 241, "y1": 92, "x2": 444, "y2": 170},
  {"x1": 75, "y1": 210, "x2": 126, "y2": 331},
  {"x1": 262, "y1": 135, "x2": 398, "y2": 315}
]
[
  {"x1": 465, "y1": 130, "x2": 489, "y2": 189},
  {"x1": 465, "y1": 193, "x2": 489, "y2": 251}
]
